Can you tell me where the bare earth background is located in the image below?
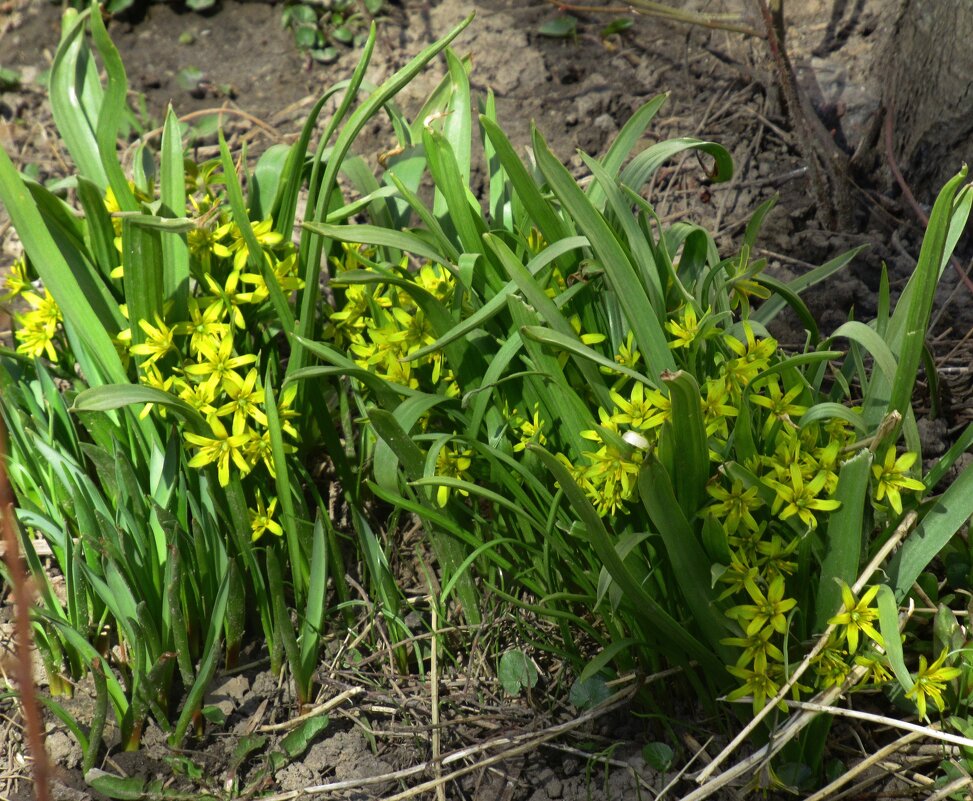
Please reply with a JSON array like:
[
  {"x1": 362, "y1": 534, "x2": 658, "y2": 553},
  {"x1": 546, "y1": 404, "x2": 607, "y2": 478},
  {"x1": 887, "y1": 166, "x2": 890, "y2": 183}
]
[{"x1": 1, "y1": 1, "x2": 972, "y2": 798}]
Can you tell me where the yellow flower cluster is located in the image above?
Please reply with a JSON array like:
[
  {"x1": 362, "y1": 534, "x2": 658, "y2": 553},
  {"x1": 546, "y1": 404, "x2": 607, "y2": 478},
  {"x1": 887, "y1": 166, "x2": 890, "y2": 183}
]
[
  {"x1": 328, "y1": 254, "x2": 455, "y2": 392},
  {"x1": 108, "y1": 174, "x2": 303, "y2": 542},
  {"x1": 4, "y1": 258, "x2": 65, "y2": 362}
]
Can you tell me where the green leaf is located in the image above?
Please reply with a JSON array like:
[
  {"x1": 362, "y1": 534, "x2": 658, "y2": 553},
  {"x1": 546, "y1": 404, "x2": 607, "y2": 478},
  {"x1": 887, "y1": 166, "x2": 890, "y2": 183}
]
[
  {"x1": 591, "y1": 93, "x2": 667, "y2": 206},
  {"x1": 519, "y1": 325, "x2": 653, "y2": 388},
  {"x1": 485, "y1": 233, "x2": 610, "y2": 403},
  {"x1": 479, "y1": 115, "x2": 568, "y2": 250},
  {"x1": 532, "y1": 445, "x2": 721, "y2": 674},
  {"x1": 0, "y1": 66, "x2": 21, "y2": 90},
  {"x1": 263, "y1": 375, "x2": 307, "y2": 603},
  {"x1": 436, "y1": 49, "x2": 472, "y2": 216},
  {"x1": 159, "y1": 106, "x2": 189, "y2": 319},
  {"x1": 169, "y1": 573, "x2": 229, "y2": 747},
  {"x1": 660, "y1": 371, "x2": 708, "y2": 519},
  {"x1": 638, "y1": 457, "x2": 732, "y2": 658},
  {"x1": 88, "y1": 2, "x2": 137, "y2": 207},
  {"x1": 538, "y1": 16, "x2": 577, "y2": 37},
  {"x1": 291, "y1": 13, "x2": 473, "y2": 378},
  {"x1": 0, "y1": 149, "x2": 127, "y2": 385},
  {"x1": 422, "y1": 125, "x2": 487, "y2": 264},
  {"x1": 301, "y1": 221, "x2": 448, "y2": 264},
  {"x1": 620, "y1": 137, "x2": 733, "y2": 189},
  {"x1": 73, "y1": 385, "x2": 209, "y2": 434},
  {"x1": 200, "y1": 706, "x2": 226, "y2": 726},
  {"x1": 122, "y1": 218, "x2": 164, "y2": 350},
  {"x1": 883, "y1": 170, "x2": 970, "y2": 439},
  {"x1": 49, "y1": 9, "x2": 107, "y2": 186},
  {"x1": 569, "y1": 675, "x2": 611, "y2": 710},
  {"x1": 888, "y1": 459, "x2": 973, "y2": 601},
  {"x1": 532, "y1": 125, "x2": 675, "y2": 379},
  {"x1": 406, "y1": 237, "x2": 588, "y2": 363},
  {"x1": 579, "y1": 639, "x2": 636, "y2": 682},
  {"x1": 280, "y1": 715, "x2": 331, "y2": 758},
  {"x1": 84, "y1": 771, "x2": 146, "y2": 800},
  {"x1": 814, "y1": 450, "x2": 872, "y2": 630},
  {"x1": 300, "y1": 512, "x2": 329, "y2": 679},
  {"x1": 601, "y1": 17, "x2": 633, "y2": 37},
  {"x1": 755, "y1": 246, "x2": 866, "y2": 326},
  {"x1": 499, "y1": 649, "x2": 538, "y2": 695},
  {"x1": 642, "y1": 742, "x2": 675, "y2": 772},
  {"x1": 230, "y1": 735, "x2": 267, "y2": 771},
  {"x1": 876, "y1": 584, "x2": 914, "y2": 694}
]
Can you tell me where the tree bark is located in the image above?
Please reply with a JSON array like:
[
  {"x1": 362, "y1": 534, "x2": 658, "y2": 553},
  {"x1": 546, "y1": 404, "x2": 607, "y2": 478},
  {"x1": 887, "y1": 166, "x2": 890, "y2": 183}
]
[{"x1": 876, "y1": 0, "x2": 973, "y2": 199}]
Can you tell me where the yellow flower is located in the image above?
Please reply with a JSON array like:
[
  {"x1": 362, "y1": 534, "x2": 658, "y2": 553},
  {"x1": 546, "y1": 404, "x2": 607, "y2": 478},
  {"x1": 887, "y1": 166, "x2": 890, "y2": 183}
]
[
  {"x1": 854, "y1": 651, "x2": 893, "y2": 686},
  {"x1": 872, "y1": 447, "x2": 925, "y2": 515},
  {"x1": 726, "y1": 575, "x2": 796, "y2": 636},
  {"x1": 174, "y1": 297, "x2": 231, "y2": 357},
  {"x1": 750, "y1": 377, "x2": 808, "y2": 437},
  {"x1": 434, "y1": 441, "x2": 473, "y2": 507},
  {"x1": 707, "y1": 479, "x2": 762, "y2": 535},
  {"x1": 183, "y1": 335, "x2": 258, "y2": 395},
  {"x1": 275, "y1": 383, "x2": 300, "y2": 440},
  {"x1": 906, "y1": 648, "x2": 961, "y2": 719},
  {"x1": 202, "y1": 272, "x2": 248, "y2": 329},
  {"x1": 512, "y1": 405, "x2": 547, "y2": 453},
  {"x1": 173, "y1": 376, "x2": 218, "y2": 418},
  {"x1": 129, "y1": 315, "x2": 178, "y2": 368},
  {"x1": 605, "y1": 331, "x2": 640, "y2": 373},
  {"x1": 184, "y1": 416, "x2": 252, "y2": 486},
  {"x1": 701, "y1": 378, "x2": 737, "y2": 438},
  {"x1": 665, "y1": 304, "x2": 701, "y2": 349},
  {"x1": 767, "y1": 461, "x2": 840, "y2": 530},
  {"x1": 1, "y1": 256, "x2": 30, "y2": 301},
  {"x1": 249, "y1": 493, "x2": 283, "y2": 542},
  {"x1": 414, "y1": 262, "x2": 454, "y2": 303},
  {"x1": 720, "y1": 323, "x2": 776, "y2": 393},
  {"x1": 725, "y1": 662, "x2": 786, "y2": 714},
  {"x1": 813, "y1": 641, "x2": 852, "y2": 689},
  {"x1": 226, "y1": 217, "x2": 284, "y2": 272},
  {"x1": 721, "y1": 627, "x2": 784, "y2": 673},
  {"x1": 217, "y1": 368, "x2": 267, "y2": 430},
  {"x1": 240, "y1": 250, "x2": 304, "y2": 304},
  {"x1": 608, "y1": 382, "x2": 669, "y2": 431},
  {"x1": 827, "y1": 583, "x2": 883, "y2": 654},
  {"x1": 15, "y1": 318, "x2": 58, "y2": 361}
]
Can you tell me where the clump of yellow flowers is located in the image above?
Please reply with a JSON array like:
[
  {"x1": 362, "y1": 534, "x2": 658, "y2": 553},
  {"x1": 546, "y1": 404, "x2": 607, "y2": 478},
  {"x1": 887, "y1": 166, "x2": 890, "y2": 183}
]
[
  {"x1": 323, "y1": 255, "x2": 935, "y2": 716},
  {"x1": 4, "y1": 169, "x2": 303, "y2": 544}
]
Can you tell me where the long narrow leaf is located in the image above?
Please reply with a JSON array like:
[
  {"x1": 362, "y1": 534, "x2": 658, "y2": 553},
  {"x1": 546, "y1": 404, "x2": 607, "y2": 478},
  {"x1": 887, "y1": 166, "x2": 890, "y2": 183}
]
[
  {"x1": 290, "y1": 14, "x2": 473, "y2": 378},
  {"x1": 0, "y1": 149, "x2": 127, "y2": 385},
  {"x1": 888, "y1": 460, "x2": 973, "y2": 601},
  {"x1": 532, "y1": 126, "x2": 674, "y2": 378},
  {"x1": 532, "y1": 445, "x2": 722, "y2": 676},
  {"x1": 814, "y1": 449, "x2": 872, "y2": 630}
]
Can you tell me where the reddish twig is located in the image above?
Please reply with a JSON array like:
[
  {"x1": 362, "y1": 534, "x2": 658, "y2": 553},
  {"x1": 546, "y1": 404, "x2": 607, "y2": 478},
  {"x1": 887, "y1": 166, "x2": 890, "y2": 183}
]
[
  {"x1": 883, "y1": 103, "x2": 973, "y2": 296},
  {"x1": 0, "y1": 412, "x2": 50, "y2": 801}
]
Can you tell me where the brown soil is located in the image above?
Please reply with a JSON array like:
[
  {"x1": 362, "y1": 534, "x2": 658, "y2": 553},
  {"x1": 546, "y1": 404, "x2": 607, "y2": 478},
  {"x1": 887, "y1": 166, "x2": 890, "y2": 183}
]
[{"x1": 2, "y1": 1, "x2": 972, "y2": 799}]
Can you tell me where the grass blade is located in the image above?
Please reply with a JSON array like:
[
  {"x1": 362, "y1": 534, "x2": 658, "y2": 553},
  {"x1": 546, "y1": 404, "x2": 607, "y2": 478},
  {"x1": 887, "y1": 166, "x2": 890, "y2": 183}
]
[
  {"x1": 888, "y1": 460, "x2": 973, "y2": 602},
  {"x1": 532, "y1": 445, "x2": 722, "y2": 676},
  {"x1": 0, "y1": 148, "x2": 127, "y2": 385},
  {"x1": 159, "y1": 106, "x2": 189, "y2": 319},
  {"x1": 169, "y1": 573, "x2": 229, "y2": 746},
  {"x1": 48, "y1": 9, "x2": 106, "y2": 186},
  {"x1": 531, "y1": 125, "x2": 674, "y2": 378},
  {"x1": 588, "y1": 93, "x2": 669, "y2": 210},
  {"x1": 291, "y1": 13, "x2": 474, "y2": 378},
  {"x1": 638, "y1": 457, "x2": 732, "y2": 658},
  {"x1": 73, "y1": 385, "x2": 208, "y2": 434},
  {"x1": 814, "y1": 449, "x2": 872, "y2": 630}
]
